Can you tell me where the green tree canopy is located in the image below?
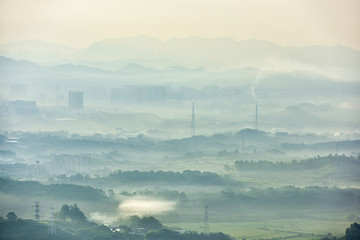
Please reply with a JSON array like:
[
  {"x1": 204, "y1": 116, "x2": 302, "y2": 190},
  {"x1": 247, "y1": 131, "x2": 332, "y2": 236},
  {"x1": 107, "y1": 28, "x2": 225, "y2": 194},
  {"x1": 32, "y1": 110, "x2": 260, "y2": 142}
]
[
  {"x1": 138, "y1": 216, "x2": 163, "y2": 230},
  {"x1": 345, "y1": 223, "x2": 360, "y2": 240},
  {"x1": 6, "y1": 212, "x2": 17, "y2": 221},
  {"x1": 58, "y1": 204, "x2": 86, "y2": 222}
]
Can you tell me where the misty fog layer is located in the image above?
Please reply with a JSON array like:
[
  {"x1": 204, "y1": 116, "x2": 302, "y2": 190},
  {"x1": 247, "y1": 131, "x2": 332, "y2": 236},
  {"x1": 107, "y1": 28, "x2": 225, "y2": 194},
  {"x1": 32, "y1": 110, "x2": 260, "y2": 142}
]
[{"x1": 0, "y1": 37, "x2": 359, "y2": 240}]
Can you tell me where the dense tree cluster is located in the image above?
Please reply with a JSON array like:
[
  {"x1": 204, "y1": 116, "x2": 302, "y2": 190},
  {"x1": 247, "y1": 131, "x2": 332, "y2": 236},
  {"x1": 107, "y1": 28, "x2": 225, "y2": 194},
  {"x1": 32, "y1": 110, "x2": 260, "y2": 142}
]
[
  {"x1": 6, "y1": 212, "x2": 17, "y2": 221},
  {"x1": 145, "y1": 229, "x2": 233, "y2": 240},
  {"x1": 58, "y1": 204, "x2": 87, "y2": 222},
  {"x1": 1, "y1": 206, "x2": 357, "y2": 240},
  {"x1": 119, "y1": 189, "x2": 188, "y2": 201},
  {"x1": 108, "y1": 169, "x2": 232, "y2": 185},
  {"x1": 345, "y1": 223, "x2": 360, "y2": 240},
  {"x1": 219, "y1": 186, "x2": 359, "y2": 208},
  {"x1": 0, "y1": 219, "x2": 73, "y2": 240},
  {"x1": 0, "y1": 178, "x2": 107, "y2": 201},
  {"x1": 320, "y1": 222, "x2": 360, "y2": 240},
  {"x1": 127, "y1": 215, "x2": 164, "y2": 230},
  {"x1": 0, "y1": 208, "x2": 234, "y2": 240},
  {"x1": 52, "y1": 170, "x2": 237, "y2": 186},
  {"x1": 233, "y1": 154, "x2": 360, "y2": 171}
]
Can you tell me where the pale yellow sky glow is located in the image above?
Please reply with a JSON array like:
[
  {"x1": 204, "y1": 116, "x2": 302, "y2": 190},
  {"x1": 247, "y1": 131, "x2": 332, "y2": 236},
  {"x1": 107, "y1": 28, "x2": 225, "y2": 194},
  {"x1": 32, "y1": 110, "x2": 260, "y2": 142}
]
[{"x1": 0, "y1": 0, "x2": 359, "y2": 49}]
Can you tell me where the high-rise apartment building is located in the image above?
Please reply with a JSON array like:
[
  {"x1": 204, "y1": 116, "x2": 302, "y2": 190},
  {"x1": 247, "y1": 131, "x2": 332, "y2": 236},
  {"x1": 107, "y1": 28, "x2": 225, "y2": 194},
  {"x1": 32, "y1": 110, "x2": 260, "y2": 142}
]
[{"x1": 68, "y1": 91, "x2": 83, "y2": 110}]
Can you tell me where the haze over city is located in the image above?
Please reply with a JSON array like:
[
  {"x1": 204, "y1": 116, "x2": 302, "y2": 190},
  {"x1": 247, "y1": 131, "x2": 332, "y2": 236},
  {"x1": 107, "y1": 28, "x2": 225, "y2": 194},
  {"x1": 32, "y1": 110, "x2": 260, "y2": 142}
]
[{"x1": 0, "y1": 1, "x2": 359, "y2": 240}]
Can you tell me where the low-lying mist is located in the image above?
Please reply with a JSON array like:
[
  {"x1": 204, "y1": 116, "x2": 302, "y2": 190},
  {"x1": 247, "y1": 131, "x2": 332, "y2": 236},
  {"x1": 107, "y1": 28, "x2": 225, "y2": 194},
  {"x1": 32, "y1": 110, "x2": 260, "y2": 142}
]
[{"x1": 118, "y1": 198, "x2": 176, "y2": 217}]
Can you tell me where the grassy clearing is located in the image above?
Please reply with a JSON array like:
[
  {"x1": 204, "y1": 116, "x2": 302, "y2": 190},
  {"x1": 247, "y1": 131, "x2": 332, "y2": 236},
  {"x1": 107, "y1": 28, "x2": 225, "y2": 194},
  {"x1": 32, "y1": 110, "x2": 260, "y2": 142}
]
[{"x1": 167, "y1": 212, "x2": 352, "y2": 240}]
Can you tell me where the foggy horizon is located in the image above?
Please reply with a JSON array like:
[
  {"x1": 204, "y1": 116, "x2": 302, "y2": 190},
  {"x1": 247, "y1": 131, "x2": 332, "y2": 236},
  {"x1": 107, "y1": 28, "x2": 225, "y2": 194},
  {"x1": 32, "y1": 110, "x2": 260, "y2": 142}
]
[
  {"x1": 0, "y1": 1, "x2": 359, "y2": 240},
  {"x1": 3, "y1": 35, "x2": 360, "y2": 50},
  {"x1": 1, "y1": 0, "x2": 360, "y2": 50}
]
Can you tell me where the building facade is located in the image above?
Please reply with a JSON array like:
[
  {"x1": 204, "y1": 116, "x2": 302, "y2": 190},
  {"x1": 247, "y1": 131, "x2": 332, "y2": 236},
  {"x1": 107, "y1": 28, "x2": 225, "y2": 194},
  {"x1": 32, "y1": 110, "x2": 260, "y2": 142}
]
[
  {"x1": 68, "y1": 91, "x2": 83, "y2": 110},
  {"x1": 47, "y1": 154, "x2": 90, "y2": 176}
]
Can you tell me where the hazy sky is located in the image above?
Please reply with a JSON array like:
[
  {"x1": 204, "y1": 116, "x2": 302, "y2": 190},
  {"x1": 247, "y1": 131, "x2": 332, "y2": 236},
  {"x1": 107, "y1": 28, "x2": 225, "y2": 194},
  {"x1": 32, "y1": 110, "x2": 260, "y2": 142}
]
[{"x1": 1, "y1": 0, "x2": 359, "y2": 49}]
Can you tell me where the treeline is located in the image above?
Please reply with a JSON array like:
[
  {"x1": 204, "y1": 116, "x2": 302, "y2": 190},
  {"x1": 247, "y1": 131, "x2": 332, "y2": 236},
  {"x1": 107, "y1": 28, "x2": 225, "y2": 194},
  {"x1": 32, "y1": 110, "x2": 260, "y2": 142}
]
[
  {"x1": 320, "y1": 222, "x2": 360, "y2": 240},
  {"x1": 233, "y1": 154, "x2": 360, "y2": 171},
  {"x1": 0, "y1": 219, "x2": 76, "y2": 240},
  {"x1": 281, "y1": 140, "x2": 360, "y2": 152},
  {"x1": 0, "y1": 218, "x2": 140, "y2": 240},
  {"x1": 219, "y1": 186, "x2": 359, "y2": 208},
  {"x1": 146, "y1": 229, "x2": 232, "y2": 240},
  {"x1": 0, "y1": 204, "x2": 233, "y2": 240},
  {"x1": 119, "y1": 189, "x2": 188, "y2": 201},
  {"x1": 52, "y1": 169, "x2": 237, "y2": 186},
  {"x1": 0, "y1": 218, "x2": 233, "y2": 240},
  {"x1": 107, "y1": 170, "x2": 234, "y2": 185},
  {"x1": 0, "y1": 178, "x2": 107, "y2": 201}
]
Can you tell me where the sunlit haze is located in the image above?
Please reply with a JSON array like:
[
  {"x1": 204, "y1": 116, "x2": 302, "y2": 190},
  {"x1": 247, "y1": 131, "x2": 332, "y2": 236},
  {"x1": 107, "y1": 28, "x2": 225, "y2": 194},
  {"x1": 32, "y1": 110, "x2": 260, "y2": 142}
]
[
  {"x1": 0, "y1": 1, "x2": 359, "y2": 240},
  {"x1": 0, "y1": 0, "x2": 360, "y2": 49}
]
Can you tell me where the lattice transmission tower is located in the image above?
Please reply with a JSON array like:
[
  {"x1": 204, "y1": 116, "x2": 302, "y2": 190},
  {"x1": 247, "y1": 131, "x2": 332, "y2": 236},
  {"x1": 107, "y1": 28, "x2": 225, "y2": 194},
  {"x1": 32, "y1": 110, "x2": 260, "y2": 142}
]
[
  {"x1": 204, "y1": 205, "x2": 209, "y2": 234},
  {"x1": 34, "y1": 202, "x2": 40, "y2": 223},
  {"x1": 48, "y1": 206, "x2": 56, "y2": 235},
  {"x1": 191, "y1": 102, "x2": 196, "y2": 136}
]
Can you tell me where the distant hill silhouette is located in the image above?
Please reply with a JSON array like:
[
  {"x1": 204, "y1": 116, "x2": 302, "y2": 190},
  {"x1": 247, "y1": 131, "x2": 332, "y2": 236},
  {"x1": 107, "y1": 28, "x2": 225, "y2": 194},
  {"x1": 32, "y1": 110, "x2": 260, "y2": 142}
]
[{"x1": 1, "y1": 36, "x2": 359, "y2": 79}]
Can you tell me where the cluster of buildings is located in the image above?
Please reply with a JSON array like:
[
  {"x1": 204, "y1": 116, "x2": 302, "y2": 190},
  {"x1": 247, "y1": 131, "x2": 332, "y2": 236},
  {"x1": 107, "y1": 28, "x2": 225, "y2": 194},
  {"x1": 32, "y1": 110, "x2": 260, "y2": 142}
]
[
  {"x1": 0, "y1": 154, "x2": 91, "y2": 179},
  {"x1": 1, "y1": 83, "x2": 85, "y2": 119},
  {"x1": 3, "y1": 83, "x2": 251, "y2": 113},
  {"x1": 47, "y1": 154, "x2": 90, "y2": 176},
  {"x1": 2, "y1": 84, "x2": 171, "y2": 116},
  {"x1": 0, "y1": 100, "x2": 39, "y2": 122},
  {"x1": 111, "y1": 85, "x2": 166, "y2": 104}
]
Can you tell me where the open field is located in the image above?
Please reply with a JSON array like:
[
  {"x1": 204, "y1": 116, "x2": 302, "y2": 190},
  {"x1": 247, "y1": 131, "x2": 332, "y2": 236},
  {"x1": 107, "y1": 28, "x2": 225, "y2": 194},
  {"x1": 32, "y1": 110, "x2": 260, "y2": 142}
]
[{"x1": 167, "y1": 210, "x2": 356, "y2": 240}]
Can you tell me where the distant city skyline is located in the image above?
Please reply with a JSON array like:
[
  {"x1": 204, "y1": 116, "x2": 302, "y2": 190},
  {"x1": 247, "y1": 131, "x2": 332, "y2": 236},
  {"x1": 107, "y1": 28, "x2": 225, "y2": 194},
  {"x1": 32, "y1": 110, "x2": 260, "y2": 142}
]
[{"x1": 0, "y1": 0, "x2": 359, "y2": 50}]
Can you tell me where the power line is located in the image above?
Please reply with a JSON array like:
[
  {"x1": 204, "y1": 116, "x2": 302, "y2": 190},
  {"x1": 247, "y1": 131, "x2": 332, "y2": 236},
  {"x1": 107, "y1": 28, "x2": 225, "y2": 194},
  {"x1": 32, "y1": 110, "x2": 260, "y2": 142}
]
[
  {"x1": 255, "y1": 101, "x2": 258, "y2": 130},
  {"x1": 34, "y1": 202, "x2": 40, "y2": 223},
  {"x1": 204, "y1": 205, "x2": 209, "y2": 234},
  {"x1": 191, "y1": 102, "x2": 196, "y2": 137},
  {"x1": 48, "y1": 206, "x2": 56, "y2": 235}
]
